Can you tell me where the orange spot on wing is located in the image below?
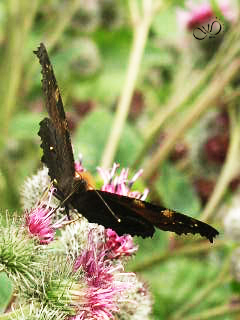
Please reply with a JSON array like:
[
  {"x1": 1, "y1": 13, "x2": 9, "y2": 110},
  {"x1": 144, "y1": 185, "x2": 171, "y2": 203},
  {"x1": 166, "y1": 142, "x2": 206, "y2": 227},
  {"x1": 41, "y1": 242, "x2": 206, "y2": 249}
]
[
  {"x1": 161, "y1": 209, "x2": 173, "y2": 219},
  {"x1": 133, "y1": 199, "x2": 145, "y2": 208},
  {"x1": 55, "y1": 88, "x2": 59, "y2": 102}
]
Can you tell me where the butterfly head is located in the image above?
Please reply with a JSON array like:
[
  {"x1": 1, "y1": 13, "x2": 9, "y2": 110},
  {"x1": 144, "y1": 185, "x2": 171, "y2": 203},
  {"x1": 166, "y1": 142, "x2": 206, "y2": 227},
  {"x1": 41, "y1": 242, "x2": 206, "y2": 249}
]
[{"x1": 74, "y1": 170, "x2": 95, "y2": 191}]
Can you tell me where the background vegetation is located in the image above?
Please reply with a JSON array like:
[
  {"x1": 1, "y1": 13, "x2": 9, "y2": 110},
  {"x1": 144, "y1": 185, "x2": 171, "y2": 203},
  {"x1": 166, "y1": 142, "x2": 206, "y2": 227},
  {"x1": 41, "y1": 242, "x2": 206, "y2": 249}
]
[{"x1": 1, "y1": 0, "x2": 240, "y2": 318}]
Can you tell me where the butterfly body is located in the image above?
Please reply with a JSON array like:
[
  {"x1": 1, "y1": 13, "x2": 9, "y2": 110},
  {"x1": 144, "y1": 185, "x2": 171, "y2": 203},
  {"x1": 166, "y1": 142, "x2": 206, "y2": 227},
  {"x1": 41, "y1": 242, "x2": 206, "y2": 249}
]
[{"x1": 34, "y1": 43, "x2": 219, "y2": 243}]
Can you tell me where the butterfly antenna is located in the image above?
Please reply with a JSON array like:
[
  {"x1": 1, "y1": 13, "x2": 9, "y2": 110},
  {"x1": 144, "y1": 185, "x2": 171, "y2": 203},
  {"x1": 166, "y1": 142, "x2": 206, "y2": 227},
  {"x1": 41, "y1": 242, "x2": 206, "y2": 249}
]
[
  {"x1": 47, "y1": 183, "x2": 80, "y2": 218},
  {"x1": 62, "y1": 216, "x2": 81, "y2": 226},
  {"x1": 50, "y1": 181, "x2": 121, "y2": 223},
  {"x1": 93, "y1": 190, "x2": 121, "y2": 223},
  {"x1": 64, "y1": 181, "x2": 121, "y2": 222},
  {"x1": 51, "y1": 181, "x2": 89, "y2": 217},
  {"x1": 36, "y1": 181, "x2": 54, "y2": 208}
]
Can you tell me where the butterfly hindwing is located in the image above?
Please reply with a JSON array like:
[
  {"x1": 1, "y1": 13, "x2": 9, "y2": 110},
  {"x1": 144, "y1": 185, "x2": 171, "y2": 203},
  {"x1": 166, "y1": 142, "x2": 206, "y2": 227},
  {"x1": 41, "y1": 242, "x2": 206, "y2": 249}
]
[
  {"x1": 38, "y1": 118, "x2": 74, "y2": 196},
  {"x1": 70, "y1": 189, "x2": 155, "y2": 238}
]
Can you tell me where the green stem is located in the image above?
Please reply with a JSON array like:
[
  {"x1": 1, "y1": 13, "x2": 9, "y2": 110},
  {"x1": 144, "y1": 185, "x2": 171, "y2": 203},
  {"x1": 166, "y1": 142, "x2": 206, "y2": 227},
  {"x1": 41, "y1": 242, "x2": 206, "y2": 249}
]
[
  {"x1": 128, "y1": 0, "x2": 140, "y2": 26},
  {"x1": 132, "y1": 70, "x2": 197, "y2": 170},
  {"x1": 100, "y1": 0, "x2": 158, "y2": 169},
  {"x1": 131, "y1": 239, "x2": 225, "y2": 272},
  {"x1": 45, "y1": 0, "x2": 81, "y2": 50},
  {"x1": 171, "y1": 258, "x2": 231, "y2": 319},
  {"x1": 141, "y1": 59, "x2": 240, "y2": 181},
  {"x1": 201, "y1": 106, "x2": 240, "y2": 221},
  {"x1": 218, "y1": 21, "x2": 240, "y2": 70},
  {"x1": 24, "y1": 0, "x2": 81, "y2": 90},
  {"x1": 133, "y1": 20, "x2": 240, "y2": 170},
  {"x1": 0, "y1": 0, "x2": 39, "y2": 145},
  {"x1": 183, "y1": 303, "x2": 240, "y2": 320}
]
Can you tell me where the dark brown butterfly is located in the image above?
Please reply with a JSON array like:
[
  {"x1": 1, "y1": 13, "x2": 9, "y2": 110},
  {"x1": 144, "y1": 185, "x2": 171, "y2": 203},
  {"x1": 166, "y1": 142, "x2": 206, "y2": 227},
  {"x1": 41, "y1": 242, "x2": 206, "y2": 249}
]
[{"x1": 34, "y1": 43, "x2": 219, "y2": 242}]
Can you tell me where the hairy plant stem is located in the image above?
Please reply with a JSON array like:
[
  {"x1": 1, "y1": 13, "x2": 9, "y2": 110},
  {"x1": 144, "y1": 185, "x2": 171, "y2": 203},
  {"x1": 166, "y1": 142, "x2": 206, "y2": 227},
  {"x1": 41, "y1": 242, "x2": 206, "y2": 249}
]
[
  {"x1": 100, "y1": 0, "x2": 160, "y2": 169},
  {"x1": 141, "y1": 59, "x2": 240, "y2": 181},
  {"x1": 131, "y1": 239, "x2": 225, "y2": 272},
  {"x1": 201, "y1": 105, "x2": 240, "y2": 221}
]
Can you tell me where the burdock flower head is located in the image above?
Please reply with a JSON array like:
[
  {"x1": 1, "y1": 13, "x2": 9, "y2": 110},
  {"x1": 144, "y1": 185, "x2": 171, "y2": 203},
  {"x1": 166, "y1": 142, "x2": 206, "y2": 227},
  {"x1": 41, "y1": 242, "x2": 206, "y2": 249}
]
[
  {"x1": 98, "y1": 163, "x2": 147, "y2": 258},
  {"x1": 75, "y1": 154, "x2": 85, "y2": 173},
  {"x1": 71, "y1": 230, "x2": 135, "y2": 319},
  {"x1": 25, "y1": 187, "x2": 66, "y2": 244},
  {"x1": 177, "y1": 0, "x2": 237, "y2": 30},
  {"x1": 98, "y1": 163, "x2": 149, "y2": 200},
  {"x1": 105, "y1": 228, "x2": 138, "y2": 259}
]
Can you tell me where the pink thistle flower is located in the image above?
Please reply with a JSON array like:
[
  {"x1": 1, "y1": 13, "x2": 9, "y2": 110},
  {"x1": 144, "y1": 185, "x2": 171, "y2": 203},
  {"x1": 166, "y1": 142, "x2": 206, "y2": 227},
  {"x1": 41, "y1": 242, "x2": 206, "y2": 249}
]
[
  {"x1": 74, "y1": 153, "x2": 86, "y2": 172},
  {"x1": 74, "y1": 231, "x2": 123, "y2": 286},
  {"x1": 75, "y1": 155, "x2": 85, "y2": 173},
  {"x1": 98, "y1": 163, "x2": 149, "y2": 200},
  {"x1": 75, "y1": 162, "x2": 84, "y2": 173},
  {"x1": 97, "y1": 163, "x2": 145, "y2": 259},
  {"x1": 71, "y1": 230, "x2": 134, "y2": 319},
  {"x1": 105, "y1": 228, "x2": 138, "y2": 259},
  {"x1": 177, "y1": 0, "x2": 237, "y2": 30},
  {"x1": 25, "y1": 188, "x2": 66, "y2": 244},
  {"x1": 70, "y1": 285, "x2": 121, "y2": 320}
]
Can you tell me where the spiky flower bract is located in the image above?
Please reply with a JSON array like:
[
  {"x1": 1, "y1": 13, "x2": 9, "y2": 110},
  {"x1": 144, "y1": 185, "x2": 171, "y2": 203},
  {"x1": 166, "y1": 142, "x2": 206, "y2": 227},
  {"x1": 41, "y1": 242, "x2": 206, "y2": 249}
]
[
  {"x1": 20, "y1": 166, "x2": 65, "y2": 219},
  {"x1": 20, "y1": 254, "x2": 79, "y2": 317},
  {"x1": 2, "y1": 161, "x2": 152, "y2": 319},
  {"x1": 59, "y1": 218, "x2": 105, "y2": 259},
  {"x1": 0, "y1": 213, "x2": 43, "y2": 290},
  {"x1": 20, "y1": 166, "x2": 50, "y2": 210},
  {"x1": 116, "y1": 278, "x2": 152, "y2": 320},
  {"x1": 10, "y1": 303, "x2": 66, "y2": 320}
]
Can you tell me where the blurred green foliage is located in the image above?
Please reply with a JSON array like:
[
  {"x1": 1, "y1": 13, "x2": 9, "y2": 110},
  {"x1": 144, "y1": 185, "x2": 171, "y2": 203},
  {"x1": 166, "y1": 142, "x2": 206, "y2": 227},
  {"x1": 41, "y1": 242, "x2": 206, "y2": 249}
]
[
  {"x1": 0, "y1": 273, "x2": 13, "y2": 313},
  {"x1": 156, "y1": 161, "x2": 201, "y2": 216},
  {"x1": 73, "y1": 109, "x2": 143, "y2": 171}
]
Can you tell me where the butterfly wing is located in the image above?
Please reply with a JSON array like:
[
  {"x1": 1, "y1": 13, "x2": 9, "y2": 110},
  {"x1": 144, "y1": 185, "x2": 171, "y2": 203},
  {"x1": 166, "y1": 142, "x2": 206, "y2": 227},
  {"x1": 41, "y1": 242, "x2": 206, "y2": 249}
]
[
  {"x1": 73, "y1": 190, "x2": 219, "y2": 242},
  {"x1": 34, "y1": 43, "x2": 75, "y2": 196},
  {"x1": 34, "y1": 43, "x2": 219, "y2": 243},
  {"x1": 71, "y1": 189, "x2": 155, "y2": 238}
]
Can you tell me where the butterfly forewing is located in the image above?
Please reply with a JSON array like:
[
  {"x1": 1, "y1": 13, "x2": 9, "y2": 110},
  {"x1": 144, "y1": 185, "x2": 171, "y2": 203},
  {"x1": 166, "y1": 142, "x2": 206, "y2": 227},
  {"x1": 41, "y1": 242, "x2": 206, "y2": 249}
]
[
  {"x1": 34, "y1": 43, "x2": 75, "y2": 195},
  {"x1": 34, "y1": 43, "x2": 66, "y2": 122},
  {"x1": 70, "y1": 189, "x2": 155, "y2": 238}
]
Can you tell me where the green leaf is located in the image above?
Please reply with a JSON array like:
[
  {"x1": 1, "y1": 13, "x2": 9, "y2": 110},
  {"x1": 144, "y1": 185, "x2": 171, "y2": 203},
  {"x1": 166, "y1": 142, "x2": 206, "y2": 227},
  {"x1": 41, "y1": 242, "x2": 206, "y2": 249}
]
[
  {"x1": 73, "y1": 109, "x2": 143, "y2": 172},
  {"x1": 145, "y1": 258, "x2": 228, "y2": 319},
  {"x1": 152, "y1": 7, "x2": 180, "y2": 41},
  {"x1": 72, "y1": 29, "x2": 131, "y2": 103},
  {"x1": 156, "y1": 162, "x2": 201, "y2": 216},
  {"x1": 231, "y1": 280, "x2": 240, "y2": 294},
  {"x1": 9, "y1": 112, "x2": 43, "y2": 140},
  {"x1": 0, "y1": 272, "x2": 13, "y2": 313}
]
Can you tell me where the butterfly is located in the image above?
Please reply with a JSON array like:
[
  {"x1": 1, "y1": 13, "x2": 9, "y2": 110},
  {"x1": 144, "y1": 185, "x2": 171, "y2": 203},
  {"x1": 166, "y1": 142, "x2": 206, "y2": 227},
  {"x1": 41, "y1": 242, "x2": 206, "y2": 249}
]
[{"x1": 34, "y1": 43, "x2": 219, "y2": 242}]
